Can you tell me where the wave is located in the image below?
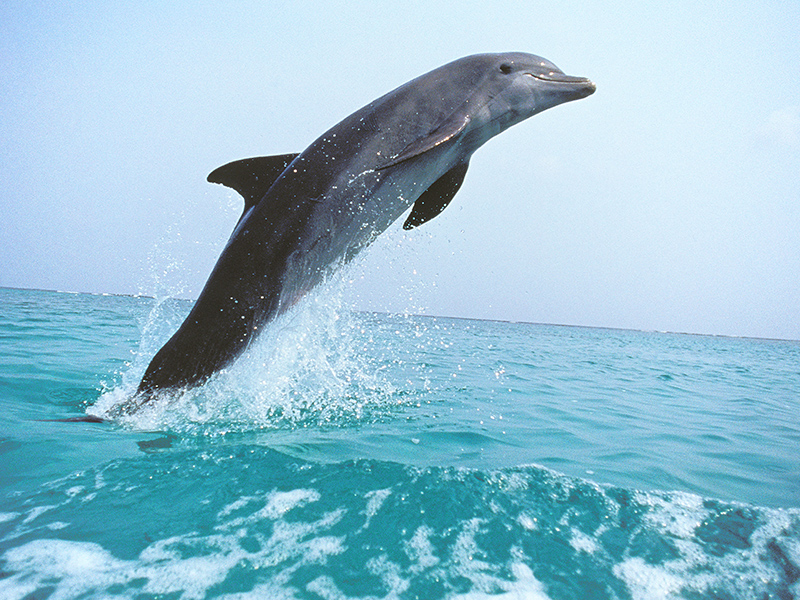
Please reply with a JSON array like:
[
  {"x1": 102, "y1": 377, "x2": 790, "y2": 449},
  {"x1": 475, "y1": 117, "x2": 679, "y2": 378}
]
[{"x1": 1, "y1": 447, "x2": 798, "y2": 599}]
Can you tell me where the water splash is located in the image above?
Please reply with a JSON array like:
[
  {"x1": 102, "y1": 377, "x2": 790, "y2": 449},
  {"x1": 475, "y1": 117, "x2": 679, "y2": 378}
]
[{"x1": 92, "y1": 267, "x2": 415, "y2": 434}]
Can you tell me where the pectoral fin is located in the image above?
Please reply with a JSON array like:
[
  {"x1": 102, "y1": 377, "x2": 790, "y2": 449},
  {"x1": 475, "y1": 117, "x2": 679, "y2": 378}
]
[
  {"x1": 403, "y1": 162, "x2": 469, "y2": 230},
  {"x1": 207, "y1": 153, "x2": 300, "y2": 212},
  {"x1": 381, "y1": 113, "x2": 470, "y2": 169}
]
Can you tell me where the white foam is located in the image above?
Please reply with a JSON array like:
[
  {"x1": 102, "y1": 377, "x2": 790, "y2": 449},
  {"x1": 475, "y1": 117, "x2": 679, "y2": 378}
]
[
  {"x1": 447, "y1": 518, "x2": 548, "y2": 598},
  {"x1": 635, "y1": 490, "x2": 707, "y2": 539},
  {"x1": 305, "y1": 575, "x2": 348, "y2": 600},
  {"x1": 449, "y1": 562, "x2": 552, "y2": 600},
  {"x1": 358, "y1": 488, "x2": 391, "y2": 532},
  {"x1": 569, "y1": 527, "x2": 599, "y2": 554},
  {"x1": 21, "y1": 505, "x2": 56, "y2": 525},
  {"x1": 0, "y1": 539, "x2": 130, "y2": 600},
  {"x1": 0, "y1": 485, "x2": 347, "y2": 600},
  {"x1": 613, "y1": 490, "x2": 800, "y2": 599},
  {"x1": 287, "y1": 512, "x2": 554, "y2": 600},
  {"x1": 614, "y1": 557, "x2": 683, "y2": 600},
  {"x1": 363, "y1": 488, "x2": 391, "y2": 519},
  {"x1": 517, "y1": 513, "x2": 539, "y2": 531},
  {"x1": 256, "y1": 489, "x2": 321, "y2": 520},
  {"x1": 404, "y1": 525, "x2": 440, "y2": 572},
  {"x1": 1, "y1": 491, "x2": 94, "y2": 544},
  {"x1": 306, "y1": 561, "x2": 553, "y2": 600},
  {"x1": 450, "y1": 518, "x2": 490, "y2": 576},
  {"x1": 366, "y1": 554, "x2": 410, "y2": 596},
  {"x1": 220, "y1": 580, "x2": 305, "y2": 600},
  {"x1": 217, "y1": 495, "x2": 259, "y2": 519}
]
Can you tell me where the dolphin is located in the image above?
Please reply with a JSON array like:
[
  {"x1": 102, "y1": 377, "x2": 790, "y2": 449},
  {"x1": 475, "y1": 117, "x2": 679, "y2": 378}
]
[{"x1": 116, "y1": 52, "x2": 595, "y2": 414}]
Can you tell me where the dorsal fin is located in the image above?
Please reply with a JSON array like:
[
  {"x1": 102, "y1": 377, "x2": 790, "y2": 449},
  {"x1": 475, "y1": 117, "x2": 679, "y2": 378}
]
[
  {"x1": 403, "y1": 162, "x2": 469, "y2": 230},
  {"x1": 207, "y1": 153, "x2": 299, "y2": 212}
]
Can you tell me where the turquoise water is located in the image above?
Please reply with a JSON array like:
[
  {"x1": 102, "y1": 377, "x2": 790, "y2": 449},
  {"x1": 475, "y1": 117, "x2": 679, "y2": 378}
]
[{"x1": 1, "y1": 285, "x2": 799, "y2": 599}]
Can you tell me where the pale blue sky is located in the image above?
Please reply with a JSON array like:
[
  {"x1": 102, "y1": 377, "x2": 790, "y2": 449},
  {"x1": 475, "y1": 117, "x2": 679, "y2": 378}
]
[{"x1": 1, "y1": 1, "x2": 798, "y2": 339}]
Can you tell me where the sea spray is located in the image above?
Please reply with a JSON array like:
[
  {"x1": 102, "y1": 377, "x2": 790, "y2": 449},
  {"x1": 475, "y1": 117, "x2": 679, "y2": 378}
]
[
  {"x1": 94, "y1": 215, "x2": 443, "y2": 431},
  {"x1": 92, "y1": 265, "x2": 420, "y2": 433}
]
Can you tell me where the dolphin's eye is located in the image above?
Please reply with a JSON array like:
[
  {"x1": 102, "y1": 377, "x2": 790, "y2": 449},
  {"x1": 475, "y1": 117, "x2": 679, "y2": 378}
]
[{"x1": 499, "y1": 63, "x2": 513, "y2": 74}]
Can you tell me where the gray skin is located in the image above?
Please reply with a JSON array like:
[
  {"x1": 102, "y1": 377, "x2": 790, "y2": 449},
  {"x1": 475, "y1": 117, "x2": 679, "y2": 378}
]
[{"x1": 118, "y1": 52, "x2": 595, "y2": 414}]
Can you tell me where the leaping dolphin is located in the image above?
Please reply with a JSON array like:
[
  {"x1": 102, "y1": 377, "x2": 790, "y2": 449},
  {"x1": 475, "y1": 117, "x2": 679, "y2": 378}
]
[{"x1": 117, "y1": 52, "x2": 595, "y2": 414}]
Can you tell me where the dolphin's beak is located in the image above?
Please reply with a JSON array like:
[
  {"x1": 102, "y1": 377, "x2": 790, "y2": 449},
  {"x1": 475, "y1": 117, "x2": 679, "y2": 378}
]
[
  {"x1": 530, "y1": 72, "x2": 596, "y2": 98},
  {"x1": 574, "y1": 78, "x2": 596, "y2": 98}
]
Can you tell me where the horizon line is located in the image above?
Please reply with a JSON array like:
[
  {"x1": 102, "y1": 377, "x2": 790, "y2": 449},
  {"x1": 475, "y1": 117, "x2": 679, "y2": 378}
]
[{"x1": 2, "y1": 285, "x2": 798, "y2": 344}]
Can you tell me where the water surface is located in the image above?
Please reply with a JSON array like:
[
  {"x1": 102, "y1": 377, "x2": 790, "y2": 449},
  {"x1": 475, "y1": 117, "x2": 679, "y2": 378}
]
[{"x1": 1, "y1": 287, "x2": 798, "y2": 599}]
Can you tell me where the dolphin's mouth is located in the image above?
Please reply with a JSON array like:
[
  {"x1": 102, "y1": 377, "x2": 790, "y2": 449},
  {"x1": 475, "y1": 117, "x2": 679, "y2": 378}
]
[
  {"x1": 529, "y1": 71, "x2": 596, "y2": 97},
  {"x1": 528, "y1": 71, "x2": 590, "y2": 84}
]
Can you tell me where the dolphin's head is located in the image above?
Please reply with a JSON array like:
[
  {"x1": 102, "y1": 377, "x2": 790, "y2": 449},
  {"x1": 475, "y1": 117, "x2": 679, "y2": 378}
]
[{"x1": 463, "y1": 52, "x2": 595, "y2": 147}]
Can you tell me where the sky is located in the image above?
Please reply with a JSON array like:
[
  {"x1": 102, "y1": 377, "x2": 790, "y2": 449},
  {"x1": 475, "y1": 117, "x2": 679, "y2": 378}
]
[{"x1": 1, "y1": 1, "x2": 798, "y2": 340}]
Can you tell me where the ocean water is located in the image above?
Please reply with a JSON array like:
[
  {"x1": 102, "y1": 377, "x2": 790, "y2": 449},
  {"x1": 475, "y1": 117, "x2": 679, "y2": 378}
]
[{"x1": 1, "y1": 285, "x2": 799, "y2": 599}]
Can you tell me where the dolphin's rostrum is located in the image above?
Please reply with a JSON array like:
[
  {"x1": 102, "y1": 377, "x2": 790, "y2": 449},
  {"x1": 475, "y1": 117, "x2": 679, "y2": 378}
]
[{"x1": 117, "y1": 52, "x2": 595, "y2": 414}]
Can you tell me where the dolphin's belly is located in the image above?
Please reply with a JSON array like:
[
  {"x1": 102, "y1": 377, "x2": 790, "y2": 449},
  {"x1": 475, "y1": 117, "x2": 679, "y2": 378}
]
[
  {"x1": 277, "y1": 150, "x2": 457, "y2": 308},
  {"x1": 272, "y1": 170, "x2": 410, "y2": 309}
]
